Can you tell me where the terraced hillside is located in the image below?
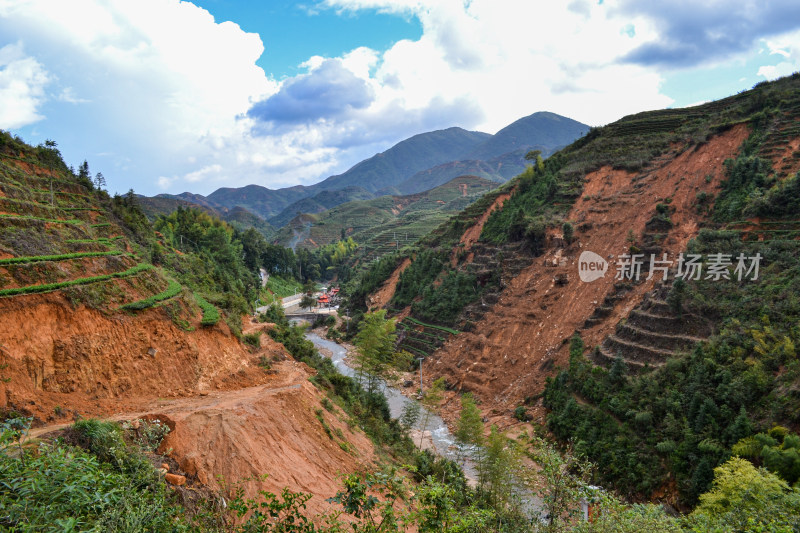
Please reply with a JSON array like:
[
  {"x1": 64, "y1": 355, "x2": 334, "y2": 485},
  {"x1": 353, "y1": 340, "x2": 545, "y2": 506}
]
[
  {"x1": 0, "y1": 133, "x2": 380, "y2": 515},
  {"x1": 590, "y1": 281, "x2": 715, "y2": 372},
  {"x1": 276, "y1": 175, "x2": 498, "y2": 264},
  {"x1": 0, "y1": 136, "x2": 247, "y2": 412},
  {"x1": 348, "y1": 73, "x2": 800, "y2": 507}
]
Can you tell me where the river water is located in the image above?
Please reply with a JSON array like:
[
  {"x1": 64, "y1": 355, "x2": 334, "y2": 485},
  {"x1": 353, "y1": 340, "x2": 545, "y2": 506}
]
[
  {"x1": 305, "y1": 332, "x2": 478, "y2": 480},
  {"x1": 305, "y1": 331, "x2": 547, "y2": 518}
]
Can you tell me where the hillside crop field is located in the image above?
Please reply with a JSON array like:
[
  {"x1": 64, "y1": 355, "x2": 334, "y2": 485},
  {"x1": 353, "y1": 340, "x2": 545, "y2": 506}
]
[{"x1": 276, "y1": 175, "x2": 499, "y2": 268}]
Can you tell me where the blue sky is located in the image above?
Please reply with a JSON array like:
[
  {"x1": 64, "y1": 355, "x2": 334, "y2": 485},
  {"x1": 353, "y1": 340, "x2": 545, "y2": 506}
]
[
  {"x1": 0, "y1": 0, "x2": 799, "y2": 197},
  {"x1": 191, "y1": 1, "x2": 423, "y2": 79}
]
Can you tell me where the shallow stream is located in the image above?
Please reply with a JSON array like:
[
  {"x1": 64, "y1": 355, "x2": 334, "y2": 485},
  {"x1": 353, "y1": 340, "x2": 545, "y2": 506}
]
[{"x1": 305, "y1": 332, "x2": 478, "y2": 479}]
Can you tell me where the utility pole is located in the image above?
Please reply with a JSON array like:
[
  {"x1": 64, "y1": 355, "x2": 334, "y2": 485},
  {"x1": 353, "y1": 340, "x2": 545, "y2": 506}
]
[{"x1": 418, "y1": 357, "x2": 424, "y2": 395}]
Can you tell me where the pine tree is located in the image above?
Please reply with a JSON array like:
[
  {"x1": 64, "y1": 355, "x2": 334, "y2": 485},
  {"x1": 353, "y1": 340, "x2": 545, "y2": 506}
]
[
  {"x1": 78, "y1": 160, "x2": 90, "y2": 180},
  {"x1": 399, "y1": 401, "x2": 421, "y2": 431},
  {"x1": 726, "y1": 406, "x2": 753, "y2": 445},
  {"x1": 93, "y1": 172, "x2": 106, "y2": 190}
]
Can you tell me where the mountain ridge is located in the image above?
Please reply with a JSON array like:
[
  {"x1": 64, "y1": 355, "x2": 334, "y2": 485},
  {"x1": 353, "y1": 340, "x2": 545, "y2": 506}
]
[{"x1": 149, "y1": 112, "x2": 589, "y2": 227}]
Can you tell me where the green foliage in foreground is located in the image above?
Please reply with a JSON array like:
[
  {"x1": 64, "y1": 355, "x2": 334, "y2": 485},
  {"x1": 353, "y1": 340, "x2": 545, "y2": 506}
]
[
  {"x1": 0, "y1": 417, "x2": 184, "y2": 533},
  {"x1": 4, "y1": 384, "x2": 800, "y2": 532},
  {"x1": 733, "y1": 427, "x2": 800, "y2": 486},
  {"x1": 0, "y1": 263, "x2": 152, "y2": 297},
  {"x1": 688, "y1": 457, "x2": 800, "y2": 532},
  {"x1": 120, "y1": 279, "x2": 182, "y2": 310},
  {"x1": 0, "y1": 250, "x2": 120, "y2": 265}
]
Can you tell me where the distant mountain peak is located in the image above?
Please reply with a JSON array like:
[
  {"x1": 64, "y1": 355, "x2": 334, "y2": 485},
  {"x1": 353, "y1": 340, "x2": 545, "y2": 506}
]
[{"x1": 149, "y1": 111, "x2": 588, "y2": 227}]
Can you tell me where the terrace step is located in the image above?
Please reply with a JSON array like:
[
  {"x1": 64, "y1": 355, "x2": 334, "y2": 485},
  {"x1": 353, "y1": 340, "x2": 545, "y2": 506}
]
[
  {"x1": 582, "y1": 317, "x2": 603, "y2": 329},
  {"x1": 591, "y1": 305, "x2": 614, "y2": 318},
  {"x1": 615, "y1": 323, "x2": 705, "y2": 352},
  {"x1": 602, "y1": 334, "x2": 674, "y2": 366},
  {"x1": 640, "y1": 298, "x2": 675, "y2": 318},
  {"x1": 627, "y1": 308, "x2": 714, "y2": 336},
  {"x1": 590, "y1": 346, "x2": 654, "y2": 372}
]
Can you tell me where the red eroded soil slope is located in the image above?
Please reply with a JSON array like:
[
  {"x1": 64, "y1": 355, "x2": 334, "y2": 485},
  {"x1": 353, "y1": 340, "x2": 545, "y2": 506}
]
[
  {"x1": 3, "y1": 294, "x2": 377, "y2": 510},
  {"x1": 425, "y1": 124, "x2": 750, "y2": 423},
  {"x1": 368, "y1": 257, "x2": 411, "y2": 309},
  {"x1": 157, "y1": 375, "x2": 376, "y2": 516},
  {"x1": 0, "y1": 293, "x2": 273, "y2": 418}
]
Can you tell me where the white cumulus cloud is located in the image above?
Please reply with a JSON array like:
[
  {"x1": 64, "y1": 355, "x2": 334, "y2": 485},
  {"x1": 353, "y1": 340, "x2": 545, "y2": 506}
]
[
  {"x1": 0, "y1": 42, "x2": 50, "y2": 129},
  {"x1": 311, "y1": 0, "x2": 673, "y2": 132},
  {"x1": 0, "y1": 0, "x2": 280, "y2": 193},
  {"x1": 1, "y1": 0, "x2": 797, "y2": 196},
  {"x1": 758, "y1": 31, "x2": 800, "y2": 81}
]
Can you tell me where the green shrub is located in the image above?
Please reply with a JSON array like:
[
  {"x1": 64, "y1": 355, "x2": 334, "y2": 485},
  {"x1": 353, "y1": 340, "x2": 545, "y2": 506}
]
[
  {"x1": 258, "y1": 302, "x2": 286, "y2": 325},
  {"x1": 243, "y1": 331, "x2": 261, "y2": 349},
  {"x1": 122, "y1": 418, "x2": 171, "y2": 453},
  {"x1": 562, "y1": 221, "x2": 574, "y2": 244},
  {"x1": 120, "y1": 280, "x2": 182, "y2": 310},
  {"x1": 195, "y1": 294, "x2": 220, "y2": 326},
  {"x1": 0, "y1": 418, "x2": 185, "y2": 532},
  {"x1": 714, "y1": 155, "x2": 771, "y2": 222}
]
